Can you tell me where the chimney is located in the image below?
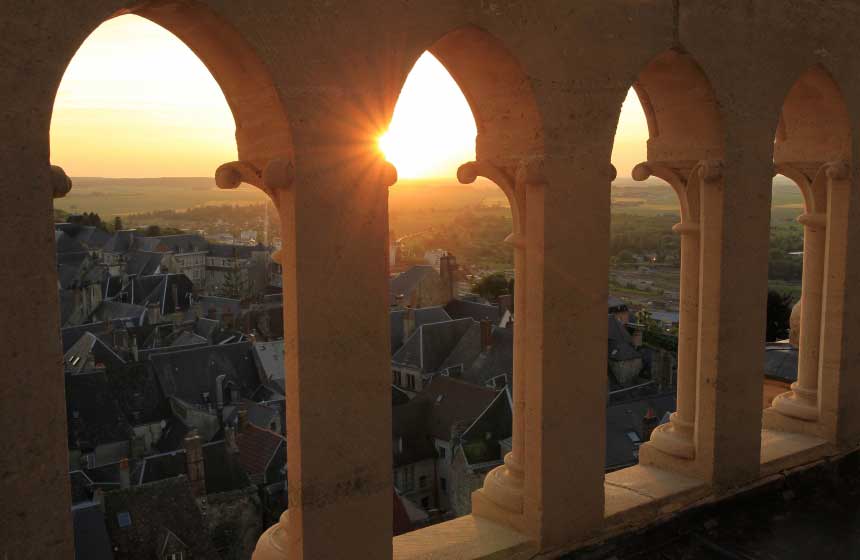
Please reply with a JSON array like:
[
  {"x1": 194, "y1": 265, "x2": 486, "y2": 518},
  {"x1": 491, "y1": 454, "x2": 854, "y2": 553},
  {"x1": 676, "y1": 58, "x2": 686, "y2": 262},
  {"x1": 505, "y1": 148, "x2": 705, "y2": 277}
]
[
  {"x1": 439, "y1": 253, "x2": 458, "y2": 302},
  {"x1": 215, "y1": 374, "x2": 227, "y2": 416},
  {"x1": 119, "y1": 457, "x2": 130, "y2": 489},
  {"x1": 248, "y1": 331, "x2": 257, "y2": 345},
  {"x1": 403, "y1": 307, "x2": 416, "y2": 346},
  {"x1": 130, "y1": 335, "x2": 139, "y2": 362},
  {"x1": 146, "y1": 302, "x2": 160, "y2": 324},
  {"x1": 480, "y1": 319, "x2": 493, "y2": 351},
  {"x1": 171, "y1": 283, "x2": 179, "y2": 311},
  {"x1": 225, "y1": 425, "x2": 239, "y2": 454},
  {"x1": 642, "y1": 407, "x2": 659, "y2": 442},
  {"x1": 631, "y1": 328, "x2": 643, "y2": 348},
  {"x1": 238, "y1": 409, "x2": 249, "y2": 433},
  {"x1": 183, "y1": 430, "x2": 206, "y2": 497}
]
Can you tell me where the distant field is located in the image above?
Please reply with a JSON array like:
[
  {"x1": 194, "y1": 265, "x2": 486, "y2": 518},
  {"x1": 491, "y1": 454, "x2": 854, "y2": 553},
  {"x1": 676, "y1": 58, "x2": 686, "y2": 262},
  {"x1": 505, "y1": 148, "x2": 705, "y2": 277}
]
[
  {"x1": 55, "y1": 175, "x2": 805, "y2": 225},
  {"x1": 54, "y1": 177, "x2": 268, "y2": 217}
]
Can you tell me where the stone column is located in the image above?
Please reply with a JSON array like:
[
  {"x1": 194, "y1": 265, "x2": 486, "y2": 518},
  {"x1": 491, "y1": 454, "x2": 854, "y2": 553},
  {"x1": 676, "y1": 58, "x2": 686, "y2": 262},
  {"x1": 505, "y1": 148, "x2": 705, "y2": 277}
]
[
  {"x1": 252, "y1": 155, "x2": 397, "y2": 560},
  {"x1": 632, "y1": 162, "x2": 699, "y2": 461},
  {"x1": 771, "y1": 210, "x2": 826, "y2": 420},
  {"x1": 458, "y1": 161, "x2": 527, "y2": 529}
]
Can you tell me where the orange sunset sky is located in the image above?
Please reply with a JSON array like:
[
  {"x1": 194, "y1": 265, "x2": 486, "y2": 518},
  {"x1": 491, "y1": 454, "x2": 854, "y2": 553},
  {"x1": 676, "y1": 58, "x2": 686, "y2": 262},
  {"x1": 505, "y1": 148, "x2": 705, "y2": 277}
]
[{"x1": 50, "y1": 15, "x2": 647, "y2": 180}]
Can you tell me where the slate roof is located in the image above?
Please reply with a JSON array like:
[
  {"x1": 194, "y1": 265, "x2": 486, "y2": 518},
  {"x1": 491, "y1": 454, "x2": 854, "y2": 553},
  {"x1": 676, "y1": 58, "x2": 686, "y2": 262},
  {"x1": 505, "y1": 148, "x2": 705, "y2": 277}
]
[
  {"x1": 134, "y1": 234, "x2": 208, "y2": 254},
  {"x1": 73, "y1": 504, "x2": 114, "y2": 560},
  {"x1": 252, "y1": 340, "x2": 285, "y2": 384},
  {"x1": 89, "y1": 301, "x2": 147, "y2": 326},
  {"x1": 208, "y1": 242, "x2": 263, "y2": 259},
  {"x1": 67, "y1": 370, "x2": 134, "y2": 450},
  {"x1": 102, "y1": 477, "x2": 220, "y2": 559},
  {"x1": 103, "y1": 230, "x2": 136, "y2": 254},
  {"x1": 390, "y1": 265, "x2": 436, "y2": 305},
  {"x1": 138, "y1": 440, "x2": 251, "y2": 494},
  {"x1": 392, "y1": 318, "x2": 474, "y2": 372},
  {"x1": 124, "y1": 251, "x2": 164, "y2": 276},
  {"x1": 608, "y1": 316, "x2": 641, "y2": 362},
  {"x1": 104, "y1": 362, "x2": 167, "y2": 426},
  {"x1": 131, "y1": 273, "x2": 194, "y2": 315},
  {"x1": 608, "y1": 295, "x2": 629, "y2": 312},
  {"x1": 393, "y1": 376, "x2": 499, "y2": 467},
  {"x1": 445, "y1": 299, "x2": 501, "y2": 324},
  {"x1": 764, "y1": 342, "x2": 798, "y2": 383},
  {"x1": 459, "y1": 388, "x2": 513, "y2": 465},
  {"x1": 148, "y1": 342, "x2": 260, "y2": 408},
  {"x1": 246, "y1": 400, "x2": 285, "y2": 433},
  {"x1": 460, "y1": 326, "x2": 514, "y2": 388},
  {"x1": 389, "y1": 307, "x2": 452, "y2": 353},
  {"x1": 605, "y1": 392, "x2": 676, "y2": 470},
  {"x1": 64, "y1": 331, "x2": 126, "y2": 374}
]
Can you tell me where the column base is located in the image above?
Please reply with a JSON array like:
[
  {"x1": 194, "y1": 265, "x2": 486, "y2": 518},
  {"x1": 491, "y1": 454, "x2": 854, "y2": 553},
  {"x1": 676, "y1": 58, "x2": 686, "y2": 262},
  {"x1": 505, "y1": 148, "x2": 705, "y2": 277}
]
[
  {"x1": 471, "y1": 453, "x2": 525, "y2": 533},
  {"x1": 252, "y1": 511, "x2": 290, "y2": 560},
  {"x1": 771, "y1": 384, "x2": 819, "y2": 421},
  {"x1": 647, "y1": 413, "x2": 695, "y2": 459},
  {"x1": 762, "y1": 406, "x2": 827, "y2": 439}
]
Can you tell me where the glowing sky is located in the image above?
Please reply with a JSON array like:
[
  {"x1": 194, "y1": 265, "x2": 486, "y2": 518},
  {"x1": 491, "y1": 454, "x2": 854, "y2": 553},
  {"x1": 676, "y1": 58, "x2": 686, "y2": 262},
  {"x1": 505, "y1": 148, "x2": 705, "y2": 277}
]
[{"x1": 51, "y1": 15, "x2": 647, "y2": 179}]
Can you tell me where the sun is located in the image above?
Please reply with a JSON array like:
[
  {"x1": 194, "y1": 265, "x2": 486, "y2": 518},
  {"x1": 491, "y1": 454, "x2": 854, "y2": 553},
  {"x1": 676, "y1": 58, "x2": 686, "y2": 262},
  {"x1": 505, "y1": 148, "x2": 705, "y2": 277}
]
[{"x1": 377, "y1": 52, "x2": 477, "y2": 180}]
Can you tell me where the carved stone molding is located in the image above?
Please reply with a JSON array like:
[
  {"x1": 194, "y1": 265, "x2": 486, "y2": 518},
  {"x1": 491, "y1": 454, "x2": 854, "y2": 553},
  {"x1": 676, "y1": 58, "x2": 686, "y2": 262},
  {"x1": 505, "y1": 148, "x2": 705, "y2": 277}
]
[
  {"x1": 50, "y1": 165, "x2": 72, "y2": 199},
  {"x1": 215, "y1": 160, "x2": 263, "y2": 190}
]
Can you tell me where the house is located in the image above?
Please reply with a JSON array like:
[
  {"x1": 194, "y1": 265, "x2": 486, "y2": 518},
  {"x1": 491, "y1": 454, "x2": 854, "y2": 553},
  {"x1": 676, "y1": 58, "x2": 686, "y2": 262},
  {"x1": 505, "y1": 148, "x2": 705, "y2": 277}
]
[
  {"x1": 391, "y1": 317, "x2": 474, "y2": 394},
  {"x1": 205, "y1": 243, "x2": 269, "y2": 297},
  {"x1": 252, "y1": 339, "x2": 285, "y2": 392},
  {"x1": 447, "y1": 388, "x2": 513, "y2": 517},
  {"x1": 147, "y1": 342, "x2": 261, "y2": 442},
  {"x1": 389, "y1": 306, "x2": 452, "y2": 354},
  {"x1": 392, "y1": 376, "x2": 499, "y2": 513},
  {"x1": 390, "y1": 254, "x2": 458, "y2": 308},
  {"x1": 72, "y1": 504, "x2": 114, "y2": 560},
  {"x1": 236, "y1": 423, "x2": 287, "y2": 486}
]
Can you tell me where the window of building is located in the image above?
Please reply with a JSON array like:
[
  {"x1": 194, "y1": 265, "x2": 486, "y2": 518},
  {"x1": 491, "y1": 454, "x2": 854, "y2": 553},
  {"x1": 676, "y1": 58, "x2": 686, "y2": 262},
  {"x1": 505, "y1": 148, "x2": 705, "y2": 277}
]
[
  {"x1": 446, "y1": 364, "x2": 463, "y2": 377},
  {"x1": 406, "y1": 374, "x2": 416, "y2": 390},
  {"x1": 419, "y1": 475, "x2": 427, "y2": 489},
  {"x1": 392, "y1": 370, "x2": 402, "y2": 386},
  {"x1": 440, "y1": 477, "x2": 447, "y2": 492},
  {"x1": 421, "y1": 497, "x2": 430, "y2": 509},
  {"x1": 438, "y1": 446, "x2": 446, "y2": 459}
]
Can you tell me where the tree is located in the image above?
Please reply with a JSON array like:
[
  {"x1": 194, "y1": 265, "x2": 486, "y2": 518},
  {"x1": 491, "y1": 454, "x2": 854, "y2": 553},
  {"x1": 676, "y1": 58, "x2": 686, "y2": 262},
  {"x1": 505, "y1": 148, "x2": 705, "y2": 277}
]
[
  {"x1": 472, "y1": 272, "x2": 510, "y2": 302},
  {"x1": 144, "y1": 224, "x2": 161, "y2": 237},
  {"x1": 113, "y1": 216, "x2": 123, "y2": 231},
  {"x1": 766, "y1": 290, "x2": 794, "y2": 342}
]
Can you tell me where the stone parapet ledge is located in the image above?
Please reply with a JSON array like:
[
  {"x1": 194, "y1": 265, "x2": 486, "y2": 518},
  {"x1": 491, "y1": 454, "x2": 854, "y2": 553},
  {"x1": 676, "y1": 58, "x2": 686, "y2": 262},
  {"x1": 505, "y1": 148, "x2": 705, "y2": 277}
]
[{"x1": 393, "y1": 515, "x2": 536, "y2": 560}]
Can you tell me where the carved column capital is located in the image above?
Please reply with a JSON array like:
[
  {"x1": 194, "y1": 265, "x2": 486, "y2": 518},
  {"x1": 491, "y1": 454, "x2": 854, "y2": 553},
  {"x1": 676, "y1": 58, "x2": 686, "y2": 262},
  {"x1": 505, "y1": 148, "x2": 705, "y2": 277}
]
[
  {"x1": 696, "y1": 159, "x2": 723, "y2": 183},
  {"x1": 216, "y1": 158, "x2": 296, "y2": 198},
  {"x1": 51, "y1": 165, "x2": 72, "y2": 199},
  {"x1": 824, "y1": 160, "x2": 850, "y2": 181}
]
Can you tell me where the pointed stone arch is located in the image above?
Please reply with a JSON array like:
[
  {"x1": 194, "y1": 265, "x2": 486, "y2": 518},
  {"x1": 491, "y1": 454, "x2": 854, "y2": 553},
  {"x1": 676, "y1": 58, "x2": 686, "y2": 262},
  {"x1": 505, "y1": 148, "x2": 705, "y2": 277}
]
[{"x1": 50, "y1": 0, "x2": 292, "y2": 178}]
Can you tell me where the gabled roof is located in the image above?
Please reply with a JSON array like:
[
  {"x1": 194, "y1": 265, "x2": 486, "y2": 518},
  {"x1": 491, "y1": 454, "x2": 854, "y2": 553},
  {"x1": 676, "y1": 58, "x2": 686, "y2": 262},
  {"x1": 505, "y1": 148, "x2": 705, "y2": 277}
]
[
  {"x1": 764, "y1": 342, "x2": 798, "y2": 383},
  {"x1": 102, "y1": 477, "x2": 220, "y2": 559},
  {"x1": 608, "y1": 316, "x2": 641, "y2": 362},
  {"x1": 445, "y1": 299, "x2": 501, "y2": 324},
  {"x1": 392, "y1": 318, "x2": 474, "y2": 372},
  {"x1": 393, "y1": 377, "x2": 499, "y2": 467},
  {"x1": 252, "y1": 340, "x2": 285, "y2": 383},
  {"x1": 458, "y1": 388, "x2": 513, "y2": 465},
  {"x1": 138, "y1": 440, "x2": 251, "y2": 494},
  {"x1": 132, "y1": 273, "x2": 194, "y2": 315},
  {"x1": 148, "y1": 342, "x2": 260, "y2": 408},
  {"x1": 134, "y1": 234, "x2": 208, "y2": 254},
  {"x1": 390, "y1": 265, "x2": 437, "y2": 304},
  {"x1": 89, "y1": 301, "x2": 147, "y2": 326},
  {"x1": 124, "y1": 252, "x2": 164, "y2": 276},
  {"x1": 64, "y1": 331, "x2": 126, "y2": 374},
  {"x1": 389, "y1": 307, "x2": 452, "y2": 353},
  {"x1": 460, "y1": 326, "x2": 514, "y2": 387}
]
